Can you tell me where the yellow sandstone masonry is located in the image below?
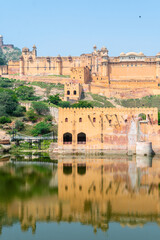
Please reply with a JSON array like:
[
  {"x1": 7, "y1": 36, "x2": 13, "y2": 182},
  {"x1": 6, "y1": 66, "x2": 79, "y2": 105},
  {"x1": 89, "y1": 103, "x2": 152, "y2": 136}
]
[
  {"x1": 58, "y1": 107, "x2": 160, "y2": 154},
  {"x1": 5, "y1": 45, "x2": 160, "y2": 89}
]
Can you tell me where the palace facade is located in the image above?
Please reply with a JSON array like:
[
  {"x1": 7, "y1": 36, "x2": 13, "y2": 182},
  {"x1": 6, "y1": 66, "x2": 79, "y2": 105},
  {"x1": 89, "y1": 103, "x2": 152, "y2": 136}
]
[
  {"x1": 58, "y1": 107, "x2": 160, "y2": 154},
  {"x1": 5, "y1": 45, "x2": 160, "y2": 87}
]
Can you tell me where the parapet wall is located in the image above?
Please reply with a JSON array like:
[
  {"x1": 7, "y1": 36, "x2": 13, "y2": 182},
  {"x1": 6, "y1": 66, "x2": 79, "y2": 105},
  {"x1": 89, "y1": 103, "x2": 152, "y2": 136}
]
[{"x1": 8, "y1": 60, "x2": 20, "y2": 74}]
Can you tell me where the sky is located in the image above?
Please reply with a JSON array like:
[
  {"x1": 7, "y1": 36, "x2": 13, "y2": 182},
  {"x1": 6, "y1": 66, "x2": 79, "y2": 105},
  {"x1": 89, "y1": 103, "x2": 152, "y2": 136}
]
[{"x1": 1, "y1": 0, "x2": 160, "y2": 57}]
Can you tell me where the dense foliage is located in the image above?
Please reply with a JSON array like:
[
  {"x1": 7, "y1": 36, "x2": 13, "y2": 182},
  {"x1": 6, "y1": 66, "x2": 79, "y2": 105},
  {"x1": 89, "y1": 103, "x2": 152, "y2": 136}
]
[
  {"x1": 26, "y1": 109, "x2": 38, "y2": 122},
  {"x1": 0, "y1": 88, "x2": 19, "y2": 116},
  {"x1": 48, "y1": 94, "x2": 62, "y2": 105},
  {"x1": 15, "y1": 86, "x2": 37, "y2": 100},
  {"x1": 0, "y1": 116, "x2": 11, "y2": 124},
  {"x1": 71, "y1": 100, "x2": 93, "y2": 108},
  {"x1": 15, "y1": 120, "x2": 24, "y2": 131},
  {"x1": 32, "y1": 122, "x2": 51, "y2": 136},
  {"x1": 32, "y1": 102, "x2": 50, "y2": 115}
]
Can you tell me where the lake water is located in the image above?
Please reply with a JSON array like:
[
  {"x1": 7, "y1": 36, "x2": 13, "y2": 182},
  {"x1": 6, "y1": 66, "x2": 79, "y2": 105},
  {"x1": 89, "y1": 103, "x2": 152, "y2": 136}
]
[{"x1": 0, "y1": 153, "x2": 160, "y2": 240}]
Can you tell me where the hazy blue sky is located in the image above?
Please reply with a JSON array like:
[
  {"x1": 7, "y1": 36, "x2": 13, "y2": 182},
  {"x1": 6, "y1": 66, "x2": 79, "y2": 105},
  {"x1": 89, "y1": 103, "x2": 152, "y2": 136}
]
[{"x1": 1, "y1": 0, "x2": 160, "y2": 56}]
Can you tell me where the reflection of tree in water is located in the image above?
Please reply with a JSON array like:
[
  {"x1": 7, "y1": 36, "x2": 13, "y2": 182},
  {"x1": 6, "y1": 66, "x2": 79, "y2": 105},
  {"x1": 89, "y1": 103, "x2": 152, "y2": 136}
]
[{"x1": 0, "y1": 164, "x2": 58, "y2": 203}]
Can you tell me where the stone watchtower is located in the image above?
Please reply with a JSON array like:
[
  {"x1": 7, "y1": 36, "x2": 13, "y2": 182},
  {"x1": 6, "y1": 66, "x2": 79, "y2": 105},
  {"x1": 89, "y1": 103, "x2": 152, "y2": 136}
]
[{"x1": 0, "y1": 35, "x2": 3, "y2": 47}]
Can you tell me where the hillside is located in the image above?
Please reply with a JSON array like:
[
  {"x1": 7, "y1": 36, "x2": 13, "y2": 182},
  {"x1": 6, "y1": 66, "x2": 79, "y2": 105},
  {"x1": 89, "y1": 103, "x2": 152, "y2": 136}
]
[{"x1": 0, "y1": 46, "x2": 21, "y2": 64}]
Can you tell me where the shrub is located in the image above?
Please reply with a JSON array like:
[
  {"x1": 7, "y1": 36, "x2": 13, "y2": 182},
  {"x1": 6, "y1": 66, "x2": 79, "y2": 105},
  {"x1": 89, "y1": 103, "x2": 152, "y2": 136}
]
[
  {"x1": 58, "y1": 101, "x2": 71, "y2": 108},
  {"x1": 0, "y1": 116, "x2": 11, "y2": 124},
  {"x1": 71, "y1": 101, "x2": 93, "y2": 108},
  {"x1": 158, "y1": 112, "x2": 160, "y2": 125},
  {"x1": 15, "y1": 86, "x2": 35, "y2": 100},
  {"x1": 13, "y1": 105, "x2": 26, "y2": 117},
  {"x1": 15, "y1": 120, "x2": 24, "y2": 131},
  {"x1": 26, "y1": 109, "x2": 38, "y2": 123},
  {"x1": 0, "y1": 88, "x2": 18, "y2": 116},
  {"x1": 45, "y1": 115, "x2": 53, "y2": 122},
  {"x1": 32, "y1": 122, "x2": 51, "y2": 136},
  {"x1": 32, "y1": 102, "x2": 49, "y2": 115},
  {"x1": 48, "y1": 94, "x2": 62, "y2": 105},
  {"x1": 0, "y1": 78, "x2": 13, "y2": 88}
]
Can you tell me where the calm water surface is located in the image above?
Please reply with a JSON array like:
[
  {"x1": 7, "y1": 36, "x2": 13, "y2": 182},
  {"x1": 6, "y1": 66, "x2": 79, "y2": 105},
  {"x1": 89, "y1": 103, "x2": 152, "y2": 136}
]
[{"x1": 0, "y1": 153, "x2": 160, "y2": 240}]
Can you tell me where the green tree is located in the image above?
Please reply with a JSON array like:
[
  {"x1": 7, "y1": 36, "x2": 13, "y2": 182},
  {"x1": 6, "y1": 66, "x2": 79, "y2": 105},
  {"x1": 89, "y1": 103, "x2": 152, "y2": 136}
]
[
  {"x1": 32, "y1": 102, "x2": 49, "y2": 115},
  {"x1": 13, "y1": 105, "x2": 26, "y2": 117},
  {"x1": 48, "y1": 94, "x2": 62, "y2": 105},
  {"x1": 0, "y1": 116, "x2": 11, "y2": 124},
  {"x1": 58, "y1": 101, "x2": 71, "y2": 108},
  {"x1": 158, "y1": 112, "x2": 160, "y2": 125},
  {"x1": 15, "y1": 120, "x2": 24, "y2": 131},
  {"x1": 0, "y1": 88, "x2": 18, "y2": 116},
  {"x1": 15, "y1": 86, "x2": 35, "y2": 100},
  {"x1": 71, "y1": 100, "x2": 93, "y2": 108},
  {"x1": 32, "y1": 122, "x2": 51, "y2": 136},
  {"x1": 0, "y1": 78, "x2": 13, "y2": 88},
  {"x1": 45, "y1": 115, "x2": 53, "y2": 122},
  {"x1": 26, "y1": 109, "x2": 38, "y2": 122}
]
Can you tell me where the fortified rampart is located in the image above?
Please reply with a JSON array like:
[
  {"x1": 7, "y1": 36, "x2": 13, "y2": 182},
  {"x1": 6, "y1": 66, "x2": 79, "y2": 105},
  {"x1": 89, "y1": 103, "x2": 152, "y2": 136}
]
[
  {"x1": 58, "y1": 107, "x2": 160, "y2": 154},
  {"x1": 1, "y1": 44, "x2": 160, "y2": 98},
  {"x1": 17, "y1": 45, "x2": 160, "y2": 86}
]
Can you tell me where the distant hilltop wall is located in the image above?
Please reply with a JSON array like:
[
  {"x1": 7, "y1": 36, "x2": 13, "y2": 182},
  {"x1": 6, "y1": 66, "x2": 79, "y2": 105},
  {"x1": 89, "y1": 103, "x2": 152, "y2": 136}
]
[{"x1": 0, "y1": 35, "x2": 14, "y2": 49}]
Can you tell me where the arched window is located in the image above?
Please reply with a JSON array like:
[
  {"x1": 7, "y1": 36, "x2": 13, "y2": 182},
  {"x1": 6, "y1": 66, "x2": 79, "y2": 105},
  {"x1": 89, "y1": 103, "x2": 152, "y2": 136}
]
[
  {"x1": 77, "y1": 132, "x2": 86, "y2": 144},
  {"x1": 93, "y1": 117, "x2": 96, "y2": 123},
  {"x1": 63, "y1": 132, "x2": 72, "y2": 144},
  {"x1": 67, "y1": 90, "x2": 70, "y2": 95},
  {"x1": 63, "y1": 164, "x2": 72, "y2": 175},
  {"x1": 79, "y1": 118, "x2": 82, "y2": 122},
  {"x1": 138, "y1": 113, "x2": 146, "y2": 120},
  {"x1": 77, "y1": 165, "x2": 86, "y2": 175},
  {"x1": 65, "y1": 118, "x2": 68, "y2": 122},
  {"x1": 73, "y1": 90, "x2": 77, "y2": 95}
]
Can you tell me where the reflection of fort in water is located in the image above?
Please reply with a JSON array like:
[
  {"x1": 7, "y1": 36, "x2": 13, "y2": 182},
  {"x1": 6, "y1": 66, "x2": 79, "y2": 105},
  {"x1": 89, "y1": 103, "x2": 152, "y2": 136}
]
[{"x1": 1, "y1": 155, "x2": 160, "y2": 233}]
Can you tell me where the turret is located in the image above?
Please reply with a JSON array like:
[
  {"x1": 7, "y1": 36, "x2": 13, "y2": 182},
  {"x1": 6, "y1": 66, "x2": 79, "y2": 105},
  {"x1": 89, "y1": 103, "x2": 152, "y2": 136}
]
[{"x1": 32, "y1": 45, "x2": 37, "y2": 58}]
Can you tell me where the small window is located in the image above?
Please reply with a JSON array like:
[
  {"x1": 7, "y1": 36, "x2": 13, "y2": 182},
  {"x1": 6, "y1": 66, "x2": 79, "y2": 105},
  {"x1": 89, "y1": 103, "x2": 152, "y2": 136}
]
[
  {"x1": 67, "y1": 90, "x2": 70, "y2": 95},
  {"x1": 93, "y1": 117, "x2": 96, "y2": 123},
  {"x1": 79, "y1": 118, "x2": 82, "y2": 122},
  {"x1": 73, "y1": 90, "x2": 76, "y2": 95},
  {"x1": 65, "y1": 118, "x2": 68, "y2": 122}
]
